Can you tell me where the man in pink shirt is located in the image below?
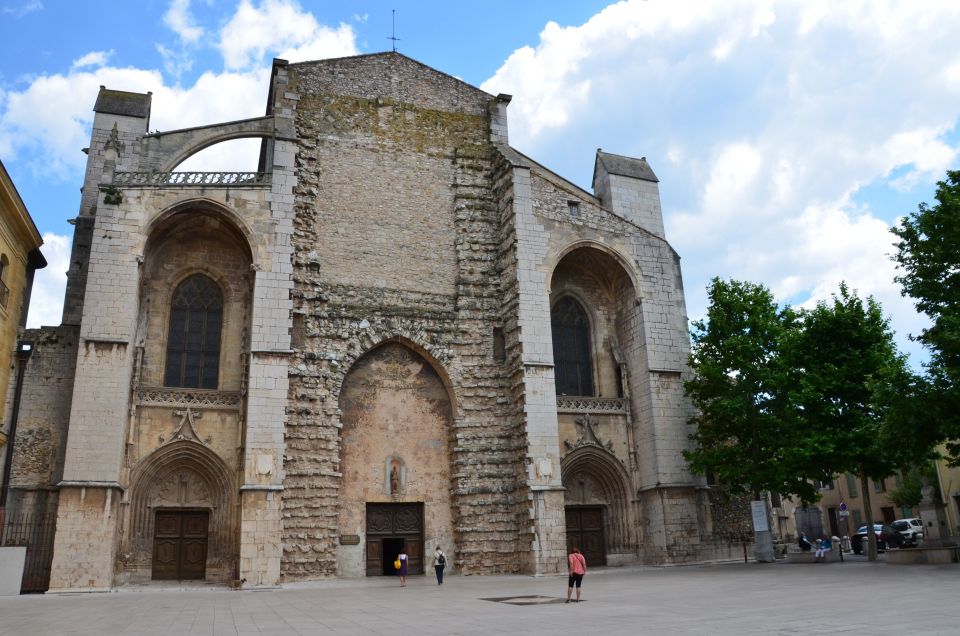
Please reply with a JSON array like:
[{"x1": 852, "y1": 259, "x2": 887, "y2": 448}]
[{"x1": 566, "y1": 547, "x2": 587, "y2": 603}]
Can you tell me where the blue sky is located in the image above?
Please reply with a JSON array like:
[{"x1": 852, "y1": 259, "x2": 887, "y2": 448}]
[{"x1": 3, "y1": 0, "x2": 960, "y2": 367}]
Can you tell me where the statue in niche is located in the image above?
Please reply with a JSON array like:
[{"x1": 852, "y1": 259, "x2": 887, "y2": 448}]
[
  {"x1": 390, "y1": 464, "x2": 401, "y2": 496},
  {"x1": 386, "y1": 456, "x2": 405, "y2": 498}
]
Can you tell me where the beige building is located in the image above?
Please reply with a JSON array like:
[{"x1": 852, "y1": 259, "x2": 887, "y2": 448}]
[
  {"x1": 775, "y1": 474, "x2": 917, "y2": 542},
  {"x1": 0, "y1": 162, "x2": 46, "y2": 425},
  {"x1": 8, "y1": 53, "x2": 747, "y2": 592},
  {"x1": 934, "y1": 450, "x2": 960, "y2": 537},
  {"x1": 0, "y1": 160, "x2": 46, "y2": 500}
]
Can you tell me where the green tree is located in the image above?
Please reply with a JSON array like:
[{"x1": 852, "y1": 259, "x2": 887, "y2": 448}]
[
  {"x1": 684, "y1": 279, "x2": 826, "y2": 561},
  {"x1": 891, "y1": 170, "x2": 960, "y2": 462},
  {"x1": 789, "y1": 284, "x2": 913, "y2": 560},
  {"x1": 889, "y1": 462, "x2": 941, "y2": 509}
]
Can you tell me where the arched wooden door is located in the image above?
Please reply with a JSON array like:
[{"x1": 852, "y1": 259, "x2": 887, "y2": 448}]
[
  {"x1": 152, "y1": 510, "x2": 209, "y2": 580},
  {"x1": 565, "y1": 506, "x2": 606, "y2": 566}
]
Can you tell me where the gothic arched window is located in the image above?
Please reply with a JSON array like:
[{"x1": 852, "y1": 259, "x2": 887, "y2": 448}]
[
  {"x1": 164, "y1": 274, "x2": 223, "y2": 389},
  {"x1": 551, "y1": 296, "x2": 594, "y2": 396}
]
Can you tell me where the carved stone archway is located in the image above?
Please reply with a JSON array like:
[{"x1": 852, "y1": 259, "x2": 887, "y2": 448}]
[
  {"x1": 126, "y1": 441, "x2": 238, "y2": 582},
  {"x1": 561, "y1": 442, "x2": 635, "y2": 556}
]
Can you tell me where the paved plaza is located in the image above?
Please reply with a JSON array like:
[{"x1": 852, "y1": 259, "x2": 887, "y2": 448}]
[{"x1": 1, "y1": 558, "x2": 958, "y2": 635}]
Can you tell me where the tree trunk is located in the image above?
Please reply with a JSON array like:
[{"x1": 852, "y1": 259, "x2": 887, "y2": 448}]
[{"x1": 859, "y1": 469, "x2": 877, "y2": 561}]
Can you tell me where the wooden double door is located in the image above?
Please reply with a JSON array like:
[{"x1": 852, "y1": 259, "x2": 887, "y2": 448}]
[
  {"x1": 153, "y1": 510, "x2": 209, "y2": 580},
  {"x1": 365, "y1": 503, "x2": 423, "y2": 576},
  {"x1": 566, "y1": 506, "x2": 606, "y2": 567}
]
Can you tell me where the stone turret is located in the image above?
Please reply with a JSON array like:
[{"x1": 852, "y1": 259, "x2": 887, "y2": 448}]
[
  {"x1": 61, "y1": 88, "x2": 151, "y2": 326},
  {"x1": 592, "y1": 150, "x2": 664, "y2": 238}
]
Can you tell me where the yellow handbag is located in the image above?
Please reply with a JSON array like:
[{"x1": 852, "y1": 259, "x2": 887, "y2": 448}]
[{"x1": 394, "y1": 558, "x2": 402, "y2": 570}]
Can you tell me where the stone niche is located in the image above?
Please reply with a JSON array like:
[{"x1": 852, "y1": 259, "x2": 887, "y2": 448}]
[{"x1": 335, "y1": 341, "x2": 454, "y2": 577}]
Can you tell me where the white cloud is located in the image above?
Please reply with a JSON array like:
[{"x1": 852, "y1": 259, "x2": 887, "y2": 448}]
[
  {"x1": 158, "y1": 0, "x2": 205, "y2": 78},
  {"x1": 164, "y1": 0, "x2": 204, "y2": 44},
  {"x1": 0, "y1": 66, "x2": 167, "y2": 178},
  {"x1": 881, "y1": 128, "x2": 958, "y2": 192},
  {"x1": 219, "y1": 0, "x2": 357, "y2": 70},
  {"x1": 71, "y1": 50, "x2": 113, "y2": 70},
  {"x1": 0, "y1": 0, "x2": 358, "y2": 179},
  {"x1": 27, "y1": 232, "x2": 69, "y2": 329},
  {"x1": 0, "y1": 0, "x2": 357, "y2": 331},
  {"x1": 157, "y1": 43, "x2": 195, "y2": 79},
  {"x1": 1, "y1": 0, "x2": 41, "y2": 17},
  {"x1": 482, "y1": 0, "x2": 960, "y2": 364}
]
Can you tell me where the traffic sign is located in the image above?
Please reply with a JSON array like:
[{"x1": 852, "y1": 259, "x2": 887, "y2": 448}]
[{"x1": 839, "y1": 502, "x2": 847, "y2": 512}]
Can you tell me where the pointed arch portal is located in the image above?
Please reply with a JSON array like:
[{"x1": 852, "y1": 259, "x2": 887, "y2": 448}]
[
  {"x1": 128, "y1": 441, "x2": 237, "y2": 581},
  {"x1": 562, "y1": 445, "x2": 635, "y2": 565}
]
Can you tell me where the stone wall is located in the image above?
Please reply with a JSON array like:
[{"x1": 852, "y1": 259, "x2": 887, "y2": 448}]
[
  {"x1": 3, "y1": 326, "x2": 77, "y2": 515},
  {"x1": 282, "y1": 55, "x2": 525, "y2": 579}
]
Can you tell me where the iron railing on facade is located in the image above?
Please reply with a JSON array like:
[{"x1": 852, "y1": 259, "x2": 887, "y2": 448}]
[
  {"x1": 0, "y1": 279, "x2": 8, "y2": 309},
  {"x1": 556, "y1": 396, "x2": 627, "y2": 414},
  {"x1": 0, "y1": 509, "x2": 57, "y2": 593},
  {"x1": 111, "y1": 171, "x2": 271, "y2": 186},
  {"x1": 136, "y1": 387, "x2": 242, "y2": 409}
]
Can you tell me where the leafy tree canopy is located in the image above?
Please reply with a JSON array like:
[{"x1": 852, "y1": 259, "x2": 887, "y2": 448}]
[
  {"x1": 789, "y1": 284, "x2": 915, "y2": 480},
  {"x1": 889, "y1": 461, "x2": 941, "y2": 509},
  {"x1": 684, "y1": 278, "x2": 827, "y2": 503},
  {"x1": 892, "y1": 170, "x2": 960, "y2": 461},
  {"x1": 685, "y1": 280, "x2": 922, "y2": 505}
]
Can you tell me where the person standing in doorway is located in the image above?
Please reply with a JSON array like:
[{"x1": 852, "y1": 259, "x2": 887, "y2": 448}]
[
  {"x1": 566, "y1": 547, "x2": 587, "y2": 603},
  {"x1": 397, "y1": 547, "x2": 409, "y2": 587},
  {"x1": 433, "y1": 545, "x2": 447, "y2": 585}
]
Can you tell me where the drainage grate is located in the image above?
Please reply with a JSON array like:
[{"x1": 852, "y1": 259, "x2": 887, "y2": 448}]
[{"x1": 481, "y1": 595, "x2": 579, "y2": 606}]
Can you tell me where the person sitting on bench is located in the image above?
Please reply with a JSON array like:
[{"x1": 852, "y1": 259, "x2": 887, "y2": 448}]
[{"x1": 814, "y1": 536, "x2": 832, "y2": 561}]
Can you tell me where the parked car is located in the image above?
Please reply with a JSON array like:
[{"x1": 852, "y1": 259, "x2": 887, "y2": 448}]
[
  {"x1": 851, "y1": 524, "x2": 905, "y2": 554},
  {"x1": 891, "y1": 518, "x2": 925, "y2": 546}
]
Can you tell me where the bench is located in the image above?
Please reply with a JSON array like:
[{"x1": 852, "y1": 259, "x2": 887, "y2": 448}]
[
  {"x1": 785, "y1": 545, "x2": 840, "y2": 563},
  {"x1": 886, "y1": 546, "x2": 960, "y2": 565}
]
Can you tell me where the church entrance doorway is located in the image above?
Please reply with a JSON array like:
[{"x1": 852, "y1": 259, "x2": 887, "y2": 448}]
[
  {"x1": 152, "y1": 510, "x2": 209, "y2": 580},
  {"x1": 565, "y1": 506, "x2": 606, "y2": 566},
  {"x1": 365, "y1": 503, "x2": 423, "y2": 576}
]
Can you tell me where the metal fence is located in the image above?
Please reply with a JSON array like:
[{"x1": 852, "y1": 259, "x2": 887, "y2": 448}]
[{"x1": 0, "y1": 510, "x2": 57, "y2": 593}]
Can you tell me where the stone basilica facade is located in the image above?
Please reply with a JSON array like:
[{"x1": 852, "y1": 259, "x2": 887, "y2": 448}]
[{"x1": 5, "y1": 53, "x2": 746, "y2": 591}]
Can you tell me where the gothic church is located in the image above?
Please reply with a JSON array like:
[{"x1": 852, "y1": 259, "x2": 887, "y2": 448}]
[{"x1": 6, "y1": 53, "x2": 744, "y2": 591}]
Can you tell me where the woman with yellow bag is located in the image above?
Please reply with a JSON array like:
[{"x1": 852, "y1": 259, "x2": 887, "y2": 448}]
[{"x1": 396, "y1": 547, "x2": 408, "y2": 587}]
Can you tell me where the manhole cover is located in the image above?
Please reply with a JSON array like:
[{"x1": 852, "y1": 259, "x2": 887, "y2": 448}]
[{"x1": 481, "y1": 595, "x2": 578, "y2": 606}]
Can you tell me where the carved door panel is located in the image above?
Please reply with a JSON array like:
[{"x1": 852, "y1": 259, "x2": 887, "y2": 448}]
[
  {"x1": 406, "y1": 536, "x2": 423, "y2": 575},
  {"x1": 565, "y1": 506, "x2": 606, "y2": 567},
  {"x1": 153, "y1": 512, "x2": 181, "y2": 580},
  {"x1": 366, "y1": 503, "x2": 424, "y2": 576},
  {"x1": 180, "y1": 512, "x2": 209, "y2": 580},
  {"x1": 365, "y1": 539, "x2": 382, "y2": 577},
  {"x1": 152, "y1": 510, "x2": 209, "y2": 580}
]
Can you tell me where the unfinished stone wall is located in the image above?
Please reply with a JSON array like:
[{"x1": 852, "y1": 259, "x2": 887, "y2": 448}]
[
  {"x1": 335, "y1": 342, "x2": 453, "y2": 576},
  {"x1": 282, "y1": 55, "x2": 526, "y2": 579},
  {"x1": 4, "y1": 326, "x2": 77, "y2": 516}
]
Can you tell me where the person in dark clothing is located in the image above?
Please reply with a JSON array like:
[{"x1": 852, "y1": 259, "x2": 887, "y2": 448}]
[
  {"x1": 798, "y1": 532, "x2": 813, "y2": 551},
  {"x1": 433, "y1": 546, "x2": 447, "y2": 585}
]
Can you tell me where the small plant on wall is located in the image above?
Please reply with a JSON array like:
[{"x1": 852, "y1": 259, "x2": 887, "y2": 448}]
[{"x1": 102, "y1": 185, "x2": 123, "y2": 205}]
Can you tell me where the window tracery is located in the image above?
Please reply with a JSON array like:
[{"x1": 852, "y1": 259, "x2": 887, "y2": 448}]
[
  {"x1": 164, "y1": 274, "x2": 223, "y2": 389},
  {"x1": 551, "y1": 296, "x2": 594, "y2": 396}
]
